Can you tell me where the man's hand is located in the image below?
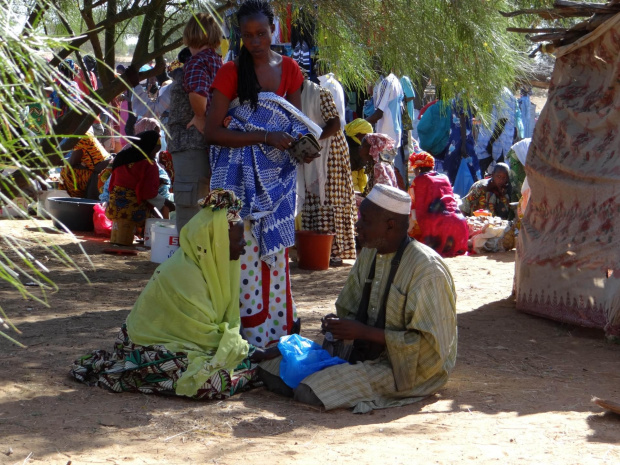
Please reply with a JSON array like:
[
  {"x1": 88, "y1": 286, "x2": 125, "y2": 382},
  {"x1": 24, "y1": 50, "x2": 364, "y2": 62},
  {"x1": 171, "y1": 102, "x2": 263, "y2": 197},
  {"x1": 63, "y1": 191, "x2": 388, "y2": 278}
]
[
  {"x1": 365, "y1": 109, "x2": 383, "y2": 125},
  {"x1": 321, "y1": 313, "x2": 338, "y2": 333},
  {"x1": 164, "y1": 199, "x2": 176, "y2": 212},
  {"x1": 323, "y1": 317, "x2": 368, "y2": 341}
]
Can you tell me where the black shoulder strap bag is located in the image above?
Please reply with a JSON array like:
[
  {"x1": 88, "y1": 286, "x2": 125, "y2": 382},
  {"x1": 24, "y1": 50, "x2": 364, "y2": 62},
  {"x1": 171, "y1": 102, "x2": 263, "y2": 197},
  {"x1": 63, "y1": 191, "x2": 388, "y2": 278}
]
[{"x1": 349, "y1": 236, "x2": 412, "y2": 363}]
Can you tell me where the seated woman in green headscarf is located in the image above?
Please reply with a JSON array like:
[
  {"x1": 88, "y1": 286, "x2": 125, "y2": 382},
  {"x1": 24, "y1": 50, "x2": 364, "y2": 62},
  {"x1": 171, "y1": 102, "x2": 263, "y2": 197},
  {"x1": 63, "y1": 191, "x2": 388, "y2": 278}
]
[{"x1": 70, "y1": 189, "x2": 279, "y2": 399}]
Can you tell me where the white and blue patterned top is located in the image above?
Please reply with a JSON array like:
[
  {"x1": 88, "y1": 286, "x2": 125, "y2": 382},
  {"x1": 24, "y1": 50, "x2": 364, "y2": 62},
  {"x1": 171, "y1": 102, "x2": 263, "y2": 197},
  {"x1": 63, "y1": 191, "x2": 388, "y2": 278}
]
[{"x1": 475, "y1": 87, "x2": 517, "y2": 163}]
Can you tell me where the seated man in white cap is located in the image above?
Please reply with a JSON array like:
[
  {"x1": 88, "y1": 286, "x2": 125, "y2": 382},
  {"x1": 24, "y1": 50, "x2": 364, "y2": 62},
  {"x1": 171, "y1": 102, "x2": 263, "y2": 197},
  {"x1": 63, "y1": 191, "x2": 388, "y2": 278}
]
[{"x1": 259, "y1": 184, "x2": 458, "y2": 413}]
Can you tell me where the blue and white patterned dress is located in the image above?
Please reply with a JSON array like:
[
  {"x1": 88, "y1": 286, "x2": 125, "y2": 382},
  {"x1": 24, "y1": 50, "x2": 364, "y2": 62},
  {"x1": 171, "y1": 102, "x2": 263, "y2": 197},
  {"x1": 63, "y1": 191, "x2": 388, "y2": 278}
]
[{"x1": 209, "y1": 92, "x2": 321, "y2": 347}]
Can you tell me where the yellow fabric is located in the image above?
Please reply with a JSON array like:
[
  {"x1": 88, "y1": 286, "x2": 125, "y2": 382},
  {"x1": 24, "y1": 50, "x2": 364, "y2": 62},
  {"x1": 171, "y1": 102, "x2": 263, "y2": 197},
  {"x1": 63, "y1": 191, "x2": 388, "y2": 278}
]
[
  {"x1": 74, "y1": 136, "x2": 109, "y2": 169},
  {"x1": 345, "y1": 119, "x2": 373, "y2": 145},
  {"x1": 126, "y1": 207, "x2": 248, "y2": 397},
  {"x1": 351, "y1": 169, "x2": 368, "y2": 193},
  {"x1": 219, "y1": 39, "x2": 230, "y2": 59}
]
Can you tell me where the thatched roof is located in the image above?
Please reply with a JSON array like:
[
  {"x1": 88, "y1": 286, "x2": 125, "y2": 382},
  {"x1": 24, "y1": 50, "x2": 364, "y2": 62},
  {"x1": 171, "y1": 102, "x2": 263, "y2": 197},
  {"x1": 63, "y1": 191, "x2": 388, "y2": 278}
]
[
  {"x1": 504, "y1": 0, "x2": 620, "y2": 49},
  {"x1": 505, "y1": 0, "x2": 620, "y2": 88}
]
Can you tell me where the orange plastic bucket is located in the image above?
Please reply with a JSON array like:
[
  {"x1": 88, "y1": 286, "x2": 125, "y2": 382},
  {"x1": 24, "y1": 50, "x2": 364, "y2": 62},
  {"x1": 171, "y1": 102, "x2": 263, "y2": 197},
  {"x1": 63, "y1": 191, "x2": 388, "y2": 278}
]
[{"x1": 296, "y1": 230, "x2": 335, "y2": 271}]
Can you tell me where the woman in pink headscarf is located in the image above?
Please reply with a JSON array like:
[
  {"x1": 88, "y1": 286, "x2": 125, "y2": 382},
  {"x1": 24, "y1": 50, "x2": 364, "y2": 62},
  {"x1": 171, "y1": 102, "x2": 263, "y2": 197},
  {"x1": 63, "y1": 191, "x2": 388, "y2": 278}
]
[{"x1": 359, "y1": 133, "x2": 399, "y2": 194}]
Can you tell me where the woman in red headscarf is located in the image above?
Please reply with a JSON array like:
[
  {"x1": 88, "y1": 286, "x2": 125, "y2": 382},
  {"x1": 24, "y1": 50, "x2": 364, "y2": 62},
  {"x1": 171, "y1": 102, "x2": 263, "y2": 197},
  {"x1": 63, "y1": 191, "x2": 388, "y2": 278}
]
[{"x1": 408, "y1": 152, "x2": 468, "y2": 257}]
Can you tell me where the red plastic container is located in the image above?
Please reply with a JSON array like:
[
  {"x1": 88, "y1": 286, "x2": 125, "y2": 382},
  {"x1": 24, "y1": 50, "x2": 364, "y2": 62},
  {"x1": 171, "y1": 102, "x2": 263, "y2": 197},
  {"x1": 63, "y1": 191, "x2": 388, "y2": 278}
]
[{"x1": 295, "y1": 230, "x2": 335, "y2": 271}]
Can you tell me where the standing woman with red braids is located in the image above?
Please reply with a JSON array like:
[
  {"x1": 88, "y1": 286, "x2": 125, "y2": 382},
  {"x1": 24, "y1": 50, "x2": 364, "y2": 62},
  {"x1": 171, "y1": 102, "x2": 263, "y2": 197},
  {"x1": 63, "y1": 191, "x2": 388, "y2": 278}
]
[{"x1": 205, "y1": 0, "x2": 321, "y2": 348}]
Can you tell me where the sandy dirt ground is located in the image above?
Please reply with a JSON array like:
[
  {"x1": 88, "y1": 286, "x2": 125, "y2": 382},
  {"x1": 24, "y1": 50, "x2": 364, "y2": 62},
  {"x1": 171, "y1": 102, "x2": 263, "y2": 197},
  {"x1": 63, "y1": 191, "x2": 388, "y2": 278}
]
[{"x1": 0, "y1": 218, "x2": 618, "y2": 465}]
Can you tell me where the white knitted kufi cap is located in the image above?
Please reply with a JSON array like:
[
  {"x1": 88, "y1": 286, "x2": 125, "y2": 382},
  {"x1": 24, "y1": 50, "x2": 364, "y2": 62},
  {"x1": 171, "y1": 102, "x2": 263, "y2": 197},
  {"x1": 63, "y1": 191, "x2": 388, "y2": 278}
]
[{"x1": 366, "y1": 184, "x2": 411, "y2": 215}]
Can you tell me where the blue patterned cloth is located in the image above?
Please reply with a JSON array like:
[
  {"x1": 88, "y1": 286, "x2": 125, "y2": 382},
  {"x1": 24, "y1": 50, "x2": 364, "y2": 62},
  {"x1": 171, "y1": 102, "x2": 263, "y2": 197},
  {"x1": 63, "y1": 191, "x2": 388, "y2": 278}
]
[{"x1": 209, "y1": 92, "x2": 321, "y2": 265}]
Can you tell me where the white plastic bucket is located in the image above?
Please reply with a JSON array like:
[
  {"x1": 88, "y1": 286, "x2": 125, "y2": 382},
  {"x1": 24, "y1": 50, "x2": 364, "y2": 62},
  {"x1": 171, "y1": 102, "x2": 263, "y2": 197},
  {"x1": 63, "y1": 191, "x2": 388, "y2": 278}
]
[
  {"x1": 38, "y1": 189, "x2": 69, "y2": 219},
  {"x1": 144, "y1": 218, "x2": 174, "y2": 247},
  {"x1": 150, "y1": 222, "x2": 179, "y2": 263}
]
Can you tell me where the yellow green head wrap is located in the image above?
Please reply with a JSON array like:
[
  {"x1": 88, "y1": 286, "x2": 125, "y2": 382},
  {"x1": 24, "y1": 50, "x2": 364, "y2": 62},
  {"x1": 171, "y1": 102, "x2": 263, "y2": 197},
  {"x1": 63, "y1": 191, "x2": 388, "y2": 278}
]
[{"x1": 345, "y1": 118, "x2": 373, "y2": 145}]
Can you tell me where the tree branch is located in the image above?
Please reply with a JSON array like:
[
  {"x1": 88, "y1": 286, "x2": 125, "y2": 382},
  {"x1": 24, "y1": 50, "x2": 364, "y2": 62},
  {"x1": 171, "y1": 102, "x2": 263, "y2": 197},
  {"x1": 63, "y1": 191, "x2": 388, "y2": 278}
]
[
  {"x1": 49, "y1": 3, "x2": 150, "y2": 67},
  {"x1": 153, "y1": 0, "x2": 166, "y2": 73},
  {"x1": 162, "y1": 22, "x2": 184, "y2": 44},
  {"x1": 132, "y1": 1, "x2": 157, "y2": 63},
  {"x1": 23, "y1": 1, "x2": 51, "y2": 34},
  {"x1": 139, "y1": 38, "x2": 184, "y2": 67},
  {"x1": 507, "y1": 27, "x2": 566, "y2": 34},
  {"x1": 528, "y1": 30, "x2": 584, "y2": 43},
  {"x1": 81, "y1": 0, "x2": 105, "y2": 72},
  {"x1": 102, "y1": 0, "x2": 117, "y2": 86},
  {"x1": 500, "y1": 1, "x2": 620, "y2": 19}
]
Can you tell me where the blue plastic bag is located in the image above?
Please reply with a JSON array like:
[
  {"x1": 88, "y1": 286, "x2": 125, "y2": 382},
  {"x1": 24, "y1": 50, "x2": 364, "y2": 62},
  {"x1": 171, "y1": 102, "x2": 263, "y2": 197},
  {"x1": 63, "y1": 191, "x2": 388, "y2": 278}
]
[
  {"x1": 278, "y1": 334, "x2": 347, "y2": 389},
  {"x1": 453, "y1": 158, "x2": 475, "y2": 198}
]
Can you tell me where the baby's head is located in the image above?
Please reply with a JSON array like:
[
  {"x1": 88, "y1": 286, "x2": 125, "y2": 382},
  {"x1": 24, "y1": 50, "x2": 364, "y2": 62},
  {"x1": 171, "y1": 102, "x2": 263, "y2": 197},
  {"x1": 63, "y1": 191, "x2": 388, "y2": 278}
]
[{"x1": 183, "y1": 13, "x2": 222, "y2": 51}]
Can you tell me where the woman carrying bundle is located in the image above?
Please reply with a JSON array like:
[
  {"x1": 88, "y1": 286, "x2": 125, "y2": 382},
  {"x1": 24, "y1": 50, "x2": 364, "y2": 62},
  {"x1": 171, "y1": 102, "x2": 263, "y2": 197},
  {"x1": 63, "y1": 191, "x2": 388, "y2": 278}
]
[{"x1": 204, "y1": 0, "x2": 320, "y2": 348}]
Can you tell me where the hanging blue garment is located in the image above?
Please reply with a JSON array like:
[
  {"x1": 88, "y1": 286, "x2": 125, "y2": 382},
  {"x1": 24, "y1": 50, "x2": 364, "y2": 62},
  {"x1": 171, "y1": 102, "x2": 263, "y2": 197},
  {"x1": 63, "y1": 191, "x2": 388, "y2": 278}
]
[
  {"x1": 443, "y1": 100, "x2": 480, "y2": 185},
  {"x1": 453, "y1": 158, "x2": 475, "y2": 198},
  {"x1": 519, "y1": 94, "x2": 533, "y2": 138},
  {"x1": 515, "y1": 105, "x2": 525, "y2": 139},
  {"x1": 417, "y1": 101, "x2": 450, "y2": 156},
  {"x1": 400, "y1": 76, "x2": 415, "y2": 122},
  {"x1": 363, "y1": 97, "x2": 375, "y2": 119}
]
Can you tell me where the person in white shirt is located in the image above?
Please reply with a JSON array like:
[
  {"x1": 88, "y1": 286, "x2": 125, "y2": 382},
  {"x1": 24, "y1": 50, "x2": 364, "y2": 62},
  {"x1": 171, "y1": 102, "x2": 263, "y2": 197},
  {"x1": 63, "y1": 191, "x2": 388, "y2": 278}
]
[{"x1": 366, "y1": 72, "x2": 405, "y2": 189}]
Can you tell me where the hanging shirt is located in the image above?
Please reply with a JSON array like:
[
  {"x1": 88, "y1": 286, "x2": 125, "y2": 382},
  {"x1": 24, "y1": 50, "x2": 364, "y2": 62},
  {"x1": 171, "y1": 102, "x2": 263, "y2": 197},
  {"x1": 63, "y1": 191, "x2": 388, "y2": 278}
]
[
  {"x1": 400, "y1": 75, "x2": 415, "y2": 122},
  {"x1": 475, "y1": 87, "x2": 517, "y2": 162},
  {"x1": 373, "y1": 73, "x2": 404, "y2": 149}
]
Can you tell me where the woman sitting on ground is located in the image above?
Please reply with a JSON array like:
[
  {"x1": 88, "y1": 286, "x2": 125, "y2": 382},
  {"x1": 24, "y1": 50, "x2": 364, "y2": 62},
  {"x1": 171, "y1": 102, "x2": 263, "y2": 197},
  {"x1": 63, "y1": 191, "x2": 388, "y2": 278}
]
[
  {"x1": 71, "y1": 190, "x2": 279, "y2": 399},
  {"x1": 460, "y1": 162, "x2": 513, "y2": 220},
  {"x1": 105, "y1": 130, "x2": 174, "y2": 245},
  {"x1": 59, "y1": 128, "x2": 110, "y2": 199},
  {"x1": 358, "y1": 133, "x2": 399, "y2": 194},
  {"x1": 408, "y1": 152, "x2": 468, "y2": 257}
]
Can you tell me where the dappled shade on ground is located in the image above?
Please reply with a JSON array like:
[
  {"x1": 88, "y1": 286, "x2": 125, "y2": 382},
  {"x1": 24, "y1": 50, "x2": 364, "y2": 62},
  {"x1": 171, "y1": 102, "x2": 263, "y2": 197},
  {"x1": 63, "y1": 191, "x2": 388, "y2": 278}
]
[{"x1": 0, "y1": 219, "x2": 619, "y2": 464}]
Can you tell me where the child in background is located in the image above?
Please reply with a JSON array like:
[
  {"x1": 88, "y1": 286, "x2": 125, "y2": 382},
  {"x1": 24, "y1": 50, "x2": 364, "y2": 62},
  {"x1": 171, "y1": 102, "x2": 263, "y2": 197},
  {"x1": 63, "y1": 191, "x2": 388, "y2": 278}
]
[{"x1": 182, "y1": 13, "x2": 223, "y2": 135}]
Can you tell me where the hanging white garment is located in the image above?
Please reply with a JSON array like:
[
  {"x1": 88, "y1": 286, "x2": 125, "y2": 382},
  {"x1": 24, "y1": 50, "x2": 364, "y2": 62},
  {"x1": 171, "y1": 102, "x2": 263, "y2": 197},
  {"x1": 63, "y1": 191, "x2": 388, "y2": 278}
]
[
  {"x1": 511, "y1": 138, "x2": 532, "y2": 166},
  {"x1": 300, "y1": 80, "x2": 331, "y2": 204},
  {"x1": 318, "y1": 73, "x2": 346, "y2": 130}
]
